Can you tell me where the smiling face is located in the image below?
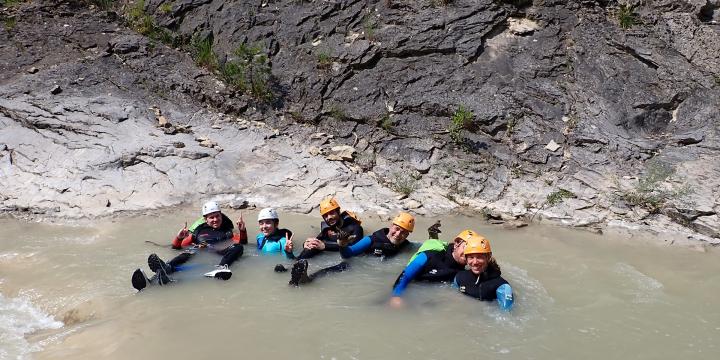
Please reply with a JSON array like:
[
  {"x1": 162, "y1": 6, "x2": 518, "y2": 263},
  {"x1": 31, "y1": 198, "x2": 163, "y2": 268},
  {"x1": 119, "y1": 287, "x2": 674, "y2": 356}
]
[
  {"x1": 387, "y1": 223, "x2": 410, "y2": 245},
  {"x1": 451, "y1": 240, "x2": 467, "y2": 266},
  {"x1": 466, "y1": 252, "x2": 491, "y2": 275},
  {"x1": 322, "y1": 209, "x2": 341, "y2": 227},
  {"x1": 204, "y1": 211, "x2": 223, "y2": 229},
  {"x1": 258, "y1": 219, "x2": 278, "y2": 236}
]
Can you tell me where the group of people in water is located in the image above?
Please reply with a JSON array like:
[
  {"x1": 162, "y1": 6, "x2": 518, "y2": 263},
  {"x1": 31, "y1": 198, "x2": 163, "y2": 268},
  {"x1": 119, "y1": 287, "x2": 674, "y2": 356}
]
[{"x1": 131, "y1": 198, "x2": 514, "y2": 310}]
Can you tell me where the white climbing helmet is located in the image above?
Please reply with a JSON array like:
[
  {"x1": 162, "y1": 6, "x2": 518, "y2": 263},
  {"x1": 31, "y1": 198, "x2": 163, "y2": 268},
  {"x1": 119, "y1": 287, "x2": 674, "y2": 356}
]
[
  {"x1": 202, "y1": 201, "x2": 221, "y2": 216},
  {"x1": 258, "y1": 208, "x2": 279, "y2": 221}
]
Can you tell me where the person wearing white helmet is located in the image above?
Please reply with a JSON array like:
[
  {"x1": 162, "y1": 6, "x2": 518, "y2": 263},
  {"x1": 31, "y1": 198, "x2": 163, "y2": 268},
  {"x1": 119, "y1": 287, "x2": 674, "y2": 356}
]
[
  {"x1": 252, "y1": 208, "x2": 294, "y2": 258},
  {"x1": 131, "y1": 201, "x2": 247, "y2": 291}
]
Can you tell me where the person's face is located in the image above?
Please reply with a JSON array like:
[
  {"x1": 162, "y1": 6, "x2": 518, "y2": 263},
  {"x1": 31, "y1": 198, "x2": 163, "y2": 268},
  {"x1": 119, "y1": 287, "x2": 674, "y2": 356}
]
[
  {"x1": 387, "y1": 223, "x2": 410, "y2": 245},
  {"x1": 322, "y1": 209, "x2": 341, "y2": 227},
  {"x1": 466, "y1": 253, "x2": 491, "y2": 275},
  {"x1": 204, "y1": 211, "x2": 223, "y2": 229},
  {"x1": 452, "y1": 240, "x2": 467, "y2": 265},
  {"x1": 258, "y1": 219, "x2": 278, "y2": 236}
]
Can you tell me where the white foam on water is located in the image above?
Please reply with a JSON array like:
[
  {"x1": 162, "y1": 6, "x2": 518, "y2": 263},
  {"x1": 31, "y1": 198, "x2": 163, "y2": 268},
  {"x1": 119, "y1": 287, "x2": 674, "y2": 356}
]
[
  {"x1": 613, "y1": 263, "x2": 664, "y2": 304},
  {"x1": 0, "y1": 293, "x2": 64, "y2": 360}
]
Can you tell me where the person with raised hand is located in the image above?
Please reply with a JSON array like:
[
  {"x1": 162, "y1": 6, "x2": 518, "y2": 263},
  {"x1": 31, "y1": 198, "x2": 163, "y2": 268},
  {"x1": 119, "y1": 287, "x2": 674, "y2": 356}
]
[
  {"x1": 297, "y1": 197, "x2": 364, "y2": 259},
  {"x1": 131, "y1": 201, "x2": 246, "y2": 291},
  {"x1": 254, "y1": 207, "x2": 295, "y2": 259}
]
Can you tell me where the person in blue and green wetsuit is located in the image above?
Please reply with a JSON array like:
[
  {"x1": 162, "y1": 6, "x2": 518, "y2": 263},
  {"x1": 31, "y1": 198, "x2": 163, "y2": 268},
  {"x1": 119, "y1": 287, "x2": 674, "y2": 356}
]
[
  {"x1": 252, "y1": 208, "x2": 294, "y2": 259},
  {"x1": 454, "y1": 234, "x2": 513, "y2": 310},
  {"x1": 388, "y1": 228, "x2": 476, "y2": 308}
]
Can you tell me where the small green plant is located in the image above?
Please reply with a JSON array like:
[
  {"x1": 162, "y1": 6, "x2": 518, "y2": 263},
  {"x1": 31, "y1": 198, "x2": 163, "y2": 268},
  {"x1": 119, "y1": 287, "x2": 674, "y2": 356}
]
[
  {"x1": 449, "y1": 105, "x2": 474, "y2": 144},
  {"x1": 355, "y1": 151, "x2": 376, "y2": 171},
  {"x1": 390, "y1": 171, "x2": 420, "y2": 196},
  {"x1": 2, "y1": 0, "x2": 22, "y2": 7},
  {"x1": 619, "y1": 161, "x2": 690, "y2": 213},
  {"x1": 546, "y1": 189, "x2": 575, "y2": 206},
  {"x1": 190, "y1": 34, "x2": 217, "y2": 70},
  {"x1": 159, "y1": 2, "x2": 172, "y2": 13},
  {"x1": 328, "y1": 105, "x2": 348, "y2": 120},
  {"x1": 506, "y1": 116, "x2": 518, "y2": 136},
  {"x1": 363, "y1": 17, "x2": 376, "y2": 41},
  {"x1": 317, "y1": 51, "x2": 332, "y2": 69},
  {"x1": 379, "y1": 113, "x2": 393, "y2": 131},
  {"x1": 220, "y1": 43, "x2": 273, "y2": 101},
  {"x1": 617, "y1": 4, "x2": 637, "y2": 29},
  {"x1": 566, "y1": 116, "x2": 579, "y2": 130},
  {"x1": 2, "y1": 16, "x2": 16, "y2": 31},
  {"x1": 125, "y1": 0, "x2": 177, "y2": 45}
]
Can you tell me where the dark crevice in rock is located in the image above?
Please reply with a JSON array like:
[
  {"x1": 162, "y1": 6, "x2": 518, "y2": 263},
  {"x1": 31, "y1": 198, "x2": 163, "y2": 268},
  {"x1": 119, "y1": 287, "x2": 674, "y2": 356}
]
[
  {"x1": 608, "y1": 41, "x2": 659, "y2": 70},
  {"x1": 699, "y1": 3, "x2": 718, "y2": 22}
]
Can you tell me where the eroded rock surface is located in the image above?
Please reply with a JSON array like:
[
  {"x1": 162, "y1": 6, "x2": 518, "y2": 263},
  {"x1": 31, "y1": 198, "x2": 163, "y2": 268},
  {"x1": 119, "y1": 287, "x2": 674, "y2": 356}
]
[{"x1": 1, "y1": 0, "x2": 719, "y2": 246}]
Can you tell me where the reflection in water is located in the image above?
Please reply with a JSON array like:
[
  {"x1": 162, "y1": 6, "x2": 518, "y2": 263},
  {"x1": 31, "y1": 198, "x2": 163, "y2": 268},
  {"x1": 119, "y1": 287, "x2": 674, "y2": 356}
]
[{"x1": 0, "y1": 210, "x2": 718, "y2": 359}]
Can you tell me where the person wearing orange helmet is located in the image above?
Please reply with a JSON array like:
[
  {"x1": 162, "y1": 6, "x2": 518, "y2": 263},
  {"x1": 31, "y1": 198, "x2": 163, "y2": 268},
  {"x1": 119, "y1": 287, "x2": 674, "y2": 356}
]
[
  {"x1": 297, "y1": 197, "x2": 364, "y2": 259},
  {"x1": 454, "y1": 234, "x2": 513, "y2": 310},
  {"x1": 388, "y1": 227, "x2": 472, "y2": 308},
  {"x1": 287, "y1": 212, "x2": 416, "y2": 286},
  {"x1": 338, "y1": 212, "x2": 416, "y2": 259}
]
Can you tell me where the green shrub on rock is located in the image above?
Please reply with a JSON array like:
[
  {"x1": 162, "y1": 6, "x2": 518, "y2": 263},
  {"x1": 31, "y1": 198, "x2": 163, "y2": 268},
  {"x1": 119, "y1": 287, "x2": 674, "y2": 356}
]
[{"x1": 220, "y1": 43, "x2": 273, "y2": 101}]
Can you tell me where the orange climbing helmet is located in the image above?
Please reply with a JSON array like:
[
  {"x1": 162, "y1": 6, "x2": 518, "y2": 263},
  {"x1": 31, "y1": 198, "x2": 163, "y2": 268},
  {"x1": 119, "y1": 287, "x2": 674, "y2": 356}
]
[
  {"x1": 463, "y1": 232, "x2": 492, "y2": 255},
  {"x1": 319, "y1": 197, "x2": 341, "y2": 215},
  {"x1": 392, "y1": 212, "x2": 415, "y2": 232}
]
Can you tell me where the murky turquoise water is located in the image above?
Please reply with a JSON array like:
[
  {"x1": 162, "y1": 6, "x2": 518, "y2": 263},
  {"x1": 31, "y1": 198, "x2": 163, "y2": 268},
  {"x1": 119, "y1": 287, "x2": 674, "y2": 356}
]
[{"x1": 1, "y1": 209, "x2": 718, "y2": 359}]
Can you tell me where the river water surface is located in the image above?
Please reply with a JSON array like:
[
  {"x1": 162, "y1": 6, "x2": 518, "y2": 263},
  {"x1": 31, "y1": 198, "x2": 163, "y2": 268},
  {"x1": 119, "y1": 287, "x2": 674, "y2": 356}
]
[{"x1": 1, "y1": 209, "x2": 718, "y2": 359}]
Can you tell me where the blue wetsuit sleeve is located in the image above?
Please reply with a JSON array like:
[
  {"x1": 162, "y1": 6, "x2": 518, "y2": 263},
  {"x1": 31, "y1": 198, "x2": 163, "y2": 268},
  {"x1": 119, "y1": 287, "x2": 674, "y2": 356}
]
[
  {"x1": 256, "y1": 234, "x2": 263, "y2": 251},
  {"x1": 340, "y1": 235, "x2": 372, "y2": 258},
  {"x1": 392, "y1": 252, "x2": 428, "y2": 297}
]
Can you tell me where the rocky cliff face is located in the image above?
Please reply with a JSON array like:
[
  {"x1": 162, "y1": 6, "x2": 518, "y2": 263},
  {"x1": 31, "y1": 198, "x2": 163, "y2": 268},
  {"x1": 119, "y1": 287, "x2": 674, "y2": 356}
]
[{"x1": 1, "y1": 0, "x2": 718, "y2": 246}]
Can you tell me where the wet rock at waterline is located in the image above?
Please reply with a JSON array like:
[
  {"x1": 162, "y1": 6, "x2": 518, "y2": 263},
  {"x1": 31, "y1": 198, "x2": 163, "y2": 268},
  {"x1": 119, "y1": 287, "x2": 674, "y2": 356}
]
[{"x1": 0, "y1": 0, "x2": 719, "y2": 246}]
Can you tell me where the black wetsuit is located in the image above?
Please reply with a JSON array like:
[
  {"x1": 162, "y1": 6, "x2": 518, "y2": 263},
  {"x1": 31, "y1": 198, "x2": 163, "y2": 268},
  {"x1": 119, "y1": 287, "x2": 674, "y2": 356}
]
[
  {"x1": 454, "y1": 268, "x2": 508, "y2": 301},
  {"x1": 297, "y1": 211, "x2": 364, "y2": 259},
  {"x1": 340, "y1": 228, "x2": 412, "y2": 259},
  {"x1": 167, "y1": 213, "x2": 244, "y2": 270}
]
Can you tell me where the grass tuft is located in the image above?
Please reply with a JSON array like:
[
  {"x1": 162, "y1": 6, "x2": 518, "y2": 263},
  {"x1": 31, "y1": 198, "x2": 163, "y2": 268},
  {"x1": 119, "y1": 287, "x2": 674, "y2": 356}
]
[
  {"x1": 190, "y1": 34, "x2": 217, "y2": 70},
  {"x1": 390, "y1": 171, "x2": 420, "y2": 196},
  {"x1": 2, "y1": 16, "x2": 16, "y2": 31},
  {"x1": 220, "y1": 43, "x2": 273, "y2": 101},
  {"x1": 618, "y1": 161, "x2": 690, "y2": 214},
  {"x1": 546, "y1": 189, "x2": 575, "y2": 206},
  {"x1": 449, "y1": 105, "x2": 474, "y2": 145},
  {"x1": 617, "y1": 4, "x2": 637, "y2": 29}
]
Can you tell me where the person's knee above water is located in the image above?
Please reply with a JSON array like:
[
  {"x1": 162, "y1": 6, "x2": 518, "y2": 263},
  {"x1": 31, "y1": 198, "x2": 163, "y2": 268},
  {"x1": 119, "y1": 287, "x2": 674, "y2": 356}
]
[
  {"x1": 255, "y1": 207, "x2": 295, "y2": 259},
  {"x1": 298, "y1": 197, "x2": 364, "y2": 259},
  {"x1": 454, "y1": 235, "x2": 513, "y2": 310},
  {"x1": 133, "y1": 201, "x2": 246, "y2": 289},
  {"x1": 339, "y1": 212, "x2": 415, "y2": 259},
  {"x1": 389, "y1": 228, "x2": 473, "y2": 307}
]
